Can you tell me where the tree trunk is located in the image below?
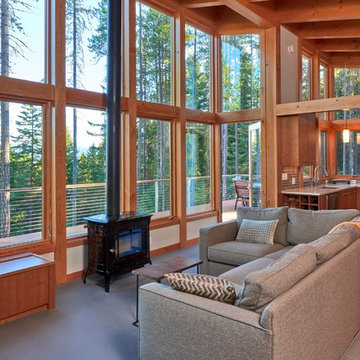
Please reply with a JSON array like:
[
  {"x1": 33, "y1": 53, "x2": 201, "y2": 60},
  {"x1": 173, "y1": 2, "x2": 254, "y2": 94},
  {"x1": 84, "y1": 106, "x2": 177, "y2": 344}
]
[
  {"x1": 138, "y1": 3, "x2": 144, "y2": 100},
  {"x1": 1, "y1": 0, "x2": 10, "y2": 238},
  {"x1": 72, "y1": 0, "x2": 78, "y2": 225},
  {"x1": 192, "y1": 28, "x2": 197, "y2": 109}
]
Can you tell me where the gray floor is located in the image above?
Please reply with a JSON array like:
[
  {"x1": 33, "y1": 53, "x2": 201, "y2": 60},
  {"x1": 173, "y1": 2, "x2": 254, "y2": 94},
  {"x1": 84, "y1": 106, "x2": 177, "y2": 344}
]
[
  {"x1": 0, "y1": 244, "x2": 198, "y2": 360},
  {"x1": 0, "y1": 243, "x2": 359, "y2": 360}
]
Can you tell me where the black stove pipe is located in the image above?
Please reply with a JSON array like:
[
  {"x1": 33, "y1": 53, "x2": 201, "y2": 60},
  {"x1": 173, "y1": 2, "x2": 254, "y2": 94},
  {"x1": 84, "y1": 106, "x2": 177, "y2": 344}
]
[{"x1": 106, "y1": 0, "x2": 122, "y2": 219}]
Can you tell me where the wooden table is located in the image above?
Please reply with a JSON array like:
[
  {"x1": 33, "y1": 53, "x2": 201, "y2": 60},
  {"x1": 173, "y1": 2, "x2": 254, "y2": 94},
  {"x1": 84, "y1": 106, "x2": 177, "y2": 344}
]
[{"x1": 132, "y1": 256, "x2": 202, "y2": 326}]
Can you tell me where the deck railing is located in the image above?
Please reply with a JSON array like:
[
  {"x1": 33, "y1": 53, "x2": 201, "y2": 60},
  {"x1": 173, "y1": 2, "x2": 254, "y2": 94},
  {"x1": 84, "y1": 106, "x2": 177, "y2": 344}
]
[{"x1": 0, "y1": 174, "x2": 261, "y2": 240}]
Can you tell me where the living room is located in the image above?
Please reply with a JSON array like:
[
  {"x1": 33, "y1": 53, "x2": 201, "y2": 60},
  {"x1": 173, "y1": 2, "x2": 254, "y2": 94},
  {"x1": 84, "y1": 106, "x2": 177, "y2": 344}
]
[{"x1": 1, "y1": 0, "x2": 360, "y2": 359}]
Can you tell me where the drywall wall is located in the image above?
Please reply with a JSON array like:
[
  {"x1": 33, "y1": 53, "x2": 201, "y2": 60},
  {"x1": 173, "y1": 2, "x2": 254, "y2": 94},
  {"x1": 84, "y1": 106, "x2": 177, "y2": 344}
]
[
  {"x1": 281, "y1": 26, "x2": 298, "y2": 103},
  {"x1": 150, "y1": 224, "x2": 179, "y2": 251},
  {"x1": 187, "y1": 216, "x2": 217, "y2": 240}
]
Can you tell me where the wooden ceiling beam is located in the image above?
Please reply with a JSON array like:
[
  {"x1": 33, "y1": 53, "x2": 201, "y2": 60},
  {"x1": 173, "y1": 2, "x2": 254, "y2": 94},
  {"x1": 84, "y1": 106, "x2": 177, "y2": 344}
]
[
  {"x1": 317, "y1": 39, "x2": 360, "y2": 52},
  {"x1": 181, "y1": 0, "x2": 222, "y2": 8},
  {"x1": 286, "y1": 21, "x2": 360, "y2": 40},
  {"x1": 219, "y1": 0, "x2": 275, "y2": 28},
  {"x1": 328, "y1": 53, "x2": 360, "y2": 68},
  {"x1": 276, "y1": 94, "x2": 360, "y2": 116},
  {"x1": 274, "y1": 1, "x2": 360, "y2": 23}
]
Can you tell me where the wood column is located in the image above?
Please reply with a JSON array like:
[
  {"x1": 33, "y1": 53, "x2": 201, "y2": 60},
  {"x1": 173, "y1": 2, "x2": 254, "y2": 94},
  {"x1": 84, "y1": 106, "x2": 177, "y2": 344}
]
[
  {"x1": 123, "y1": 0, "x2": 137, "y2": 212},
  {"x1": 261, "y1": 26, "x2": 280, "y2": 207},
  {"x1": 52, "y1": 0, "x2": 67, "y2": 284},
  {"x1": 175, "y1": 12, "x2": 187, "y2": 247}
]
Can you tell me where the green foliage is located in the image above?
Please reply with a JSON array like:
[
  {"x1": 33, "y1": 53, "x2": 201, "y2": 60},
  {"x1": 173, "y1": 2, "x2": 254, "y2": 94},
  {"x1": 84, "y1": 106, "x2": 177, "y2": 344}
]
[
  {"x1": 136, "y1": 2, "x2": 172, "y2": 105},
  {"x1": 301, "y1": 56, "x2": 310, "y2": 101},
  {"x1": 88, "y1": 0, "x2": 107, "y2": 61},
  {"x1": 222, "y1": 34, "x2": 260, "y2": 112},
  {"x1": 185, "y1": 25, "x2": 210, "y2": 111}
]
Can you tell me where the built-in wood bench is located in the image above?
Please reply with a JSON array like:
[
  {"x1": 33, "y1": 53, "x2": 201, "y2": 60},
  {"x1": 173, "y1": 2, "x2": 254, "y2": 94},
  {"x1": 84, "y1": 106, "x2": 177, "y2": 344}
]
[{"x1": 0, "y1": 252, "x2": 55, "y2": 324}]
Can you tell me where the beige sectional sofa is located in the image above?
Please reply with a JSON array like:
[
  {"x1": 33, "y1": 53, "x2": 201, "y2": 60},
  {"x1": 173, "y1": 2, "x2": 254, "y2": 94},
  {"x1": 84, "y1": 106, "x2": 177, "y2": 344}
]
[{"x1": 139, "y1": 207, "x2": 360, "y2": 360}]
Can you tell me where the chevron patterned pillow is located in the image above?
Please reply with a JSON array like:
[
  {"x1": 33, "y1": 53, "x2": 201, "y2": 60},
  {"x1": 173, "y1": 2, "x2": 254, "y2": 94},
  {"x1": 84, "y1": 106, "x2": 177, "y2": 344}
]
[{"x1": 164, "y1": 273, "x2": 236, "y2": 304}]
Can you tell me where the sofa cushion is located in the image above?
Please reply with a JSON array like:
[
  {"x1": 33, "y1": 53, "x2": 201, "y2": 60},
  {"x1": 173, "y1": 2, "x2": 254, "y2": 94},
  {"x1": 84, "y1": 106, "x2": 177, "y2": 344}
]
[
  {"x1": 164, "y1": 273, "x2": 236, "y2": 304},
  {"x1": 236, "y1": 219, "x2": 279, "y2": 245},
  {"x1": 287, "y1": 208, "x2": 360, "y2": 245},
  {"x1": 310, "y1": 224, "x2": 360, "y2": 265},
  {"x1": 208, "y1": 241, "x2": 284, "y2": 266},
  {"x1": 264, "y1": 246, "x2": 294, "y2": 260},
  {"x1": 219, "y1": 257, "x2": 275, "y2": 287},
  {"x1": 236, "y1": 206, "x2": 288, "y2": 245},
  {"x1": 237, "y1": 244, "x2": 316, "y2": 312}
]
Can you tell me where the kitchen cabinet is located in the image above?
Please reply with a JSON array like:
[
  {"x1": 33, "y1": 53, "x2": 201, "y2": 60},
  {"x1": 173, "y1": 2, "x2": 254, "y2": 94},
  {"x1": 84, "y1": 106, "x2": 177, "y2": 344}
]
[
  {"x1": 279, "y1": 113, "x2": 317, "y2": 167},
  {"x1": 338, "y1": 188, "x2": 357, "y2": 209},
  {"x1": 282, "y1": 194, "x2": 326, "y2": 210}
]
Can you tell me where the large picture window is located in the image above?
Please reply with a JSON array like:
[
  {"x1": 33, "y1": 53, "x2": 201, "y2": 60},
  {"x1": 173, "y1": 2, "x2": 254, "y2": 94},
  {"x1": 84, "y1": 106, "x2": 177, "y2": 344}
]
[
  {"x1": 0, "y1": 0, "x2": 45, "y2": 82},
  {"x1": 66, "y1": 107, "x2": 106, "y2": 238},
  {"x1": 334, "y1": 68, "x2": 360, "y2": 120},
  {"x1": 136, "y1": 2, "x2": 172, "y2": 105},
  {"x1": 221, "y1": 34, "x2": 260, "y2": 112},
  {"x1": 136, "y1": 119, "x2": 171, "y2": 219},
  {"x1": 301, "y1": 55, "x2": 311, "y2": 101},
  {"x1": 186, "y1": 122, "x2": 211, "y2": 214},
  {"x1": 0, "y1": 102, "x2": 43, "y2": 247},
  {"x1": 336, "y1": 130, "x2": 360, "y2": 175},
  {"x1": 65, "y1": 0, "x2": 107, "y2": 93},
  {"x1": 185, "y1": 24, "x2": 211, "y2": 112}
]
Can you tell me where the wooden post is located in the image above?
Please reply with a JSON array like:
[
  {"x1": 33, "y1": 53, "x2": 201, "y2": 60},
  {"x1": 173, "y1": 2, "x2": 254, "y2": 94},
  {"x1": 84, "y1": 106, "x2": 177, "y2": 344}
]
[
  {"x1": 52, "y1": 0, "x2": 67, "y2": 284},
  {"x1": 261, "y1": 26, "x2": 280, "y2": 208},
  {"x1": 175, "y1": 11, "x2": 187, "y2": 247},
  {"x1": 123, "y1": 0, "x2": 137, "y2": 212}
]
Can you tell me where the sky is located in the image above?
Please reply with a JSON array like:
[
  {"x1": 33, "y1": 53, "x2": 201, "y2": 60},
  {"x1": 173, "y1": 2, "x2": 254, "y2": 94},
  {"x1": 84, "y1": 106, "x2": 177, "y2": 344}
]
[{"x1": 7, "y1": 0, "x2": 106, "y2": 153}]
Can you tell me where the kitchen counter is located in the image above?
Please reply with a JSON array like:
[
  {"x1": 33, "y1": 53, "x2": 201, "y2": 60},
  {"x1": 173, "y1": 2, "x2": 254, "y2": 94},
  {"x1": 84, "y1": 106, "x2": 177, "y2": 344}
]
[{"x1": 282, "y1": 184, "x2": 359, "y2": 196}]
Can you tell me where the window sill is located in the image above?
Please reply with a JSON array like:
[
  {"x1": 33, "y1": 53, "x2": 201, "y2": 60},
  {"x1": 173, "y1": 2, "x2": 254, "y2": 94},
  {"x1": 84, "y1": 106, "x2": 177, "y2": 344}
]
[
  {"x1": 0, "y1": 239, "x2": 54, "y2": 258},
  {"x1": 186, "y1": 210, "x2": 218, "y2": 222}
]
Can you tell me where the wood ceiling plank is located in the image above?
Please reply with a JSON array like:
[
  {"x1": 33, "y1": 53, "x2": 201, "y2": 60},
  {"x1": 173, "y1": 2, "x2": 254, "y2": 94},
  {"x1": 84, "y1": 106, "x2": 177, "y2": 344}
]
[
  {"x1": 327, "y1": 53, "x2": 360, "y2": 68},
  {"x1": 181, "y1": 0, "x2": 222, "y2": 8},
  {"x1": 275, "y1": 0, "x2": 360, "y2": 23},
  {"x1": 286, "y1": 21, "x2": 360, "y2": 40},
  {"x1": 318, "y1": 39, "x2": 360, "y2": 52}
]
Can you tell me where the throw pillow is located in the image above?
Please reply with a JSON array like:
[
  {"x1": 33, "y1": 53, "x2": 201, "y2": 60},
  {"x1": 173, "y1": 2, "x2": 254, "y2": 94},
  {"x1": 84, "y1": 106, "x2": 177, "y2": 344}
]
[
  {"x1": 236, "y1": 219, "x2": 279, "y2": 245},
  {"x1": 164, "y1": 273, "x2": 236, "y2": 304},
  {"x1": 286, "y1": 208, "x2": 360, "y2": 245},
  {"x1": 236, "y1": 244, "x2": 316, "y2": 312},
  {"x1": 236, "y1": 206, "x2": 288, "y2": 246}
]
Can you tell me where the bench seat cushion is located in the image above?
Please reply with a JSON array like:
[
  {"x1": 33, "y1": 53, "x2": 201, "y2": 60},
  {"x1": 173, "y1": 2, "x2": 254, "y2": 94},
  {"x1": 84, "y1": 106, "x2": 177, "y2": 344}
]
[{"x1": 208, "y1": 241, "x2": 284, "y2": 267}]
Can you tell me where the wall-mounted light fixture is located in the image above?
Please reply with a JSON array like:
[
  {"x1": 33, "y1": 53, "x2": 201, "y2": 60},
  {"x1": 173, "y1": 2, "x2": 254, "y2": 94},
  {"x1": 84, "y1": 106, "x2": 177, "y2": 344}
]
[{"x1": 357, "y1": 133, "x2": 360, "y2": 145}]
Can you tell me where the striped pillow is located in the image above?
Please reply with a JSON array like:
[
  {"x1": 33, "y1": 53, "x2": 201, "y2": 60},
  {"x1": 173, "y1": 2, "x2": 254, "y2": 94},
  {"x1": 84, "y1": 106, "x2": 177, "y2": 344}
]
[
  {"x1": 164, "y1": 273, "x2": 236, "y2": 304},
  {"x1": 236, "y1": 218, "x2": 279, "y2": 245}
]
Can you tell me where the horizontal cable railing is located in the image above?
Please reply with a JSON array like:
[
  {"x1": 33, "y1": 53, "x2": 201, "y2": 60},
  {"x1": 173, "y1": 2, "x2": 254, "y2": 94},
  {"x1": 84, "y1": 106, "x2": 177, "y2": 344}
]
[
  {"x1": 0, "y1": 174, "x2": 262, "y2": 241},
  {"x1": 0, "y1": 187, "x2": 42, "y2": 239}
]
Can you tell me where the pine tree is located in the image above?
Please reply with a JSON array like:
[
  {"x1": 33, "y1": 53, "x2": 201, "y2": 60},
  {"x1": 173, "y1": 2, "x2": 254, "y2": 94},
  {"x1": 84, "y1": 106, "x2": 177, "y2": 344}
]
[
  {"x1": 10, "y1": 104, "x2": 42, "y2": 235},
  {"x1": 1, "y1": 0, "x2": 34, "y2": 238}
]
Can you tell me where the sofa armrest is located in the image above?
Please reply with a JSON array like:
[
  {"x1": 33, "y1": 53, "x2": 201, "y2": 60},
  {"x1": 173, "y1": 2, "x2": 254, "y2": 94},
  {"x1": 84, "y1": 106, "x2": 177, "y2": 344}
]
[
  {"x1": 199, "y1": 219, "x2": 238, "y2": 274},
  {"x1": 139, "y1": 283, "x2": 272, "y2": 360}
]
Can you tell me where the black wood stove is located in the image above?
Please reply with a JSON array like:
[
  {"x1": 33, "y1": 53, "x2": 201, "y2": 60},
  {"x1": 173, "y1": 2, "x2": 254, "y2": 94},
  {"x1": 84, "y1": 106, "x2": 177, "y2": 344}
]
[
  {"x1": 83, "y1": 0, "x2": 152, "y2": 292},
  {"x1": 84, "y1": 212, "x2": 152, "y2": 292}
]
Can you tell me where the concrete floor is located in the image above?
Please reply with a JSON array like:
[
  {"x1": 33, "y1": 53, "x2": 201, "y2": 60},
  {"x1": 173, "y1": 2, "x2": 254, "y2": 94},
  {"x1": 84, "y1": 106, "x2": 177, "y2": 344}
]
[{"x1": 0, "y1": 242, "x2": 359, "y2": 360}]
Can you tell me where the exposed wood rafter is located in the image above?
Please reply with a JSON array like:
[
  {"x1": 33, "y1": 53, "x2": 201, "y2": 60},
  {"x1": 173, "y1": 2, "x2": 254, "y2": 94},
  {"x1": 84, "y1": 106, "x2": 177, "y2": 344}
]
[
  {"x1": 286, "y1": 21, "x2": 360, "y2": 40},
  {"x1": 181, "y1": 0, "x2": 222, "y2": 8}
]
